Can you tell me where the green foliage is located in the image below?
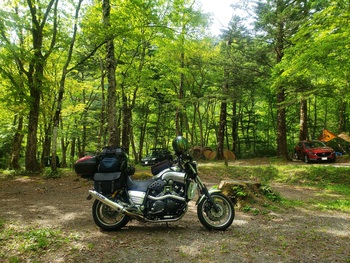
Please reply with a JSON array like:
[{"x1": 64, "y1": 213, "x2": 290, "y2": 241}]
[
  {"x1": 260, "y1": 185, "x2": 281, "y2": 202},
  {"x1": 231, "y1": 185, "x2": 247, "y2": 198},
  {"x1": 41, "y1": 167, "x2": 64, "y2": 179}
]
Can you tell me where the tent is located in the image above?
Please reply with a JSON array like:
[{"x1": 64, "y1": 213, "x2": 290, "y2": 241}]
[
  {"x1": 337, "y1": 132, "x2": 350, "y2": 143},
  {"x1": 318, "y1": 129, "x2": 350, "y2": 143},
  {"x1": 318, "y1": 129, "x2": 349, "y2": 154}
]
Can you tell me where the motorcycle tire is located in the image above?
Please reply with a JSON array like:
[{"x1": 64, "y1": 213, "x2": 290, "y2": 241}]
[
  {"x1": 92, "y1": 199, "x2": 130, "y2": 231},
  {"x1": 197, "y1": 192, "x2": 234, "y2": 231}
]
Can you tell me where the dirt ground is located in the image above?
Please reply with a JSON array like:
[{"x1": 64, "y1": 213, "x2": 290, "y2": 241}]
[{"x1": 0, "y1": 160, "x2": 349, "y2": 263}]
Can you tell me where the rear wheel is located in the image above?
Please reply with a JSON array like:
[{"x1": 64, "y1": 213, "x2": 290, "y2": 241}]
[
  {"x1": 92, "y1": 200, "x2": 130, "y2": 231},
  {"x1": 197, "y1": 193, "x2": 234, "y2": 231}
]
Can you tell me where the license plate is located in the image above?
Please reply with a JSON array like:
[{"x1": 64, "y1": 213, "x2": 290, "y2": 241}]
[
  {"x1": 145, "y1": 161, "x2": 148, "y2": 164},
  {"x1": 321, "y1": 157, "x2": 327, "y2": 161}
]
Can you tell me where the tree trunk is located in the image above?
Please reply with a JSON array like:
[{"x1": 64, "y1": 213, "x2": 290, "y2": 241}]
[
  {"x1": 10, "y1": 115, "x2": 24, "y2": 170},
  {"x1": 51, "y1": 0, "x2": 82, "y2": 172},
  {"x1": 41, "y1": 123, "x2": 52, "y2": 167},
  {"x1": 217, "y1": 101, "x2": 227, "y2": 160},
  {"x1": 137, "y1": 103, "x2": 149, "y2": 162},
  {"x1": 98, "y1": 56, "x2": 106, "y2": 150},
  {"x1": 103, "y1": 0, "x2": 118, "y2": 146},
  {"x1": 25, "y1": 86, "x2": 41, "y2": 172},
  {"x1": 276, "y1": 89, "x2": 288, "y2": 158},
  {"x1": 196, "y1": 102, "x2": 204, "y2": 148},
  {"x1": 70, "y1": 137, "x2": 76, "y2": 165},
  {"x1": 338, "y1": 98, "x2": 345, "y2": 133},
  {"x1": 218, "y1": 51, "x2": 230, "y2": 160},
  {"x1": 231, "y1": 101, "x2": 238, "y2": 153},
  {"x1": 275, "y1": 16, "x2": 289, "y2": 160},
  {"x1": 121, "y1": 92, "x2": 132, "y2": 152},
  {"x1": 25, "y1": 0, "x2": 58, "y2": 172},
  {"x1": 60, "y1": 118, "x2": 68, "y2": 168},
  {"x1": 175, "y1": 51, "x2": 185, "y2": 136},
  {"x1": 299, "y1": 99, "x2": 308, "y2": 140}
]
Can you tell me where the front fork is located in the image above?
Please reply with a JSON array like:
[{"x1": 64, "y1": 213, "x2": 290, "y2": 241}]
[{"x1": 195, "y1": 176, "x2": 221, "y2": 212}]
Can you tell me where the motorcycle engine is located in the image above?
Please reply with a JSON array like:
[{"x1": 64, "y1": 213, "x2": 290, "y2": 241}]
[{"x1": 145, "y1": 179, "x2": 187, "y2": 219}]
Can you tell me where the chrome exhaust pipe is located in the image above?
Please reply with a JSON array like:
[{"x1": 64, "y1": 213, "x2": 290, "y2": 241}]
[
  {"x1": 89, "y1": 190, "x2": 125, "y2": 212},
  {"x1": 88, "y1": 190, "x2": 145, "y2": 220}
]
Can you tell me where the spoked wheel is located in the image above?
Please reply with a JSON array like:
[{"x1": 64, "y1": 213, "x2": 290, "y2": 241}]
[
  {"x1": 92, "y1": 200, "x2": 130, "y2": 231},
  {"x1": 197, "y1": 193, "x2": 234, "y2": 231}
]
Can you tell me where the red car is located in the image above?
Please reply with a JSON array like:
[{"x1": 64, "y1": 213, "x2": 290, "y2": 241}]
[{"x1": 294, "y1": 140, "x2": 336, "y2": 163}]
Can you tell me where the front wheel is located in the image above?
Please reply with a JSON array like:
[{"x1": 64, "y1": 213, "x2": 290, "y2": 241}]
[
  {"x1": 92, "y1": 199, "x2": 130, "y2": 231},
  {"x1": 197, "y1": 192, "x2": 234, "y2": 231}
]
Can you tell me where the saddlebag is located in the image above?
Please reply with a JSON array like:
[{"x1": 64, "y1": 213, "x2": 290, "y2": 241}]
[
  {"x1": 94, "y1": 172, "x2": 123, "y2": 193},
  {"x1": 74, "y1": 156, "x2": 98, "y2": 179}
]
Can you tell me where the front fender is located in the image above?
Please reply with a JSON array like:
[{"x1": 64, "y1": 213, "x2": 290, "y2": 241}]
[{"x1": 196, "y1": 189, "x2": 221, "y2": 205}]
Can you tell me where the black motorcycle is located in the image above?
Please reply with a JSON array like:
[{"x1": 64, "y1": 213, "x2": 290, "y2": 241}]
[{"x1": 74, "y1": 137, "x2": 234, "y2": 231}]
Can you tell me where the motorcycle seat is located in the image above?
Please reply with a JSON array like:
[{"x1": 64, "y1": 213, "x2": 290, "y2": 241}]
[{"x1": 126, "y1": 176, "x2": 157, "y2": 192}]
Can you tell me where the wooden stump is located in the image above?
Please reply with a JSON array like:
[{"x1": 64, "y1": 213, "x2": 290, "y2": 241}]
[{"x1": 218, "y1": 180, "x2": 262, "y2": 207}]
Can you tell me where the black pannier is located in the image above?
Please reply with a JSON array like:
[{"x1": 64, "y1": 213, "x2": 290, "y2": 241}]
[
  {"x1": 74, "y1": 156, "x2": 98, "y2": 179},
  {"x1": 94, "y1": 172, "x2": 123, "y2": 193}
]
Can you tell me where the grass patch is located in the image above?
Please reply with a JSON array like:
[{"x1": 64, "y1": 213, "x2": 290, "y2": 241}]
[
  {"x1": 197, "y1": 160, "x2": 350, "y2": 213},
  {"x1": 315, "y1": 199, "x2": 350, "y2": 211},
  {"x1": 0, "y1": 220, "x2": 78, "y2": 261}
]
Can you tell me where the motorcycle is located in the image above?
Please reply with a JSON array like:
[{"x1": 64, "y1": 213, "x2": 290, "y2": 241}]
[{"x1": 74, "y1": 137, "x2": 235, "y2": 231}]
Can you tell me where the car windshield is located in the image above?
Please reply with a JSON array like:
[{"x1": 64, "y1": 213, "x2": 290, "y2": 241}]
[{"x1": 305, "y1": 141, "x2": 325, "y2": 148}]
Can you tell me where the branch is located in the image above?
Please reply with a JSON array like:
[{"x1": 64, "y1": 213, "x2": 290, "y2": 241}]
[{"x1": 67, "y1": 39, "x2": 109, "y2": 73}]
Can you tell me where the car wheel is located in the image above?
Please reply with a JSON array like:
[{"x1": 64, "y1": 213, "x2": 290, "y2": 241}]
[{"x1": 304, "y1": 155, "x2": 309, "y2": 163}]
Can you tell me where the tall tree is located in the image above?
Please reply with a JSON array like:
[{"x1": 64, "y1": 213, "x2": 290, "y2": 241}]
[
  {"x1": 0, "y1": 0, "x2": 59, "y2": 171},
  {"x1": 276, "y1": 0, "x2": 349, "y2": 137},
  {"x1": 102, "y1": 0, "x2": 118, "y2": 146},
  {"x1": 256, "y1": 0, "x2": 311, "y2": 159},
  {"x1": 51, "y1": 0, "x2": 83, "y2": 172},
  {"x1": 168, "y1": 0, "x2": 208, "y2": 137}
]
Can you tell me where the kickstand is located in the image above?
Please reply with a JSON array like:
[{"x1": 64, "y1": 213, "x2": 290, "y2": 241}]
[{"x1": 166, "y1": 222, "x2": 169, "y2": 228}]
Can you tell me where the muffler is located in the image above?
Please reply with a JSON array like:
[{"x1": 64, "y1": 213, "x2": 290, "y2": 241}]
[
  {"x1": 88, "y1": 190, "x2": 144, "y2": 219},
  {"x1": 89, "y1": 190, "x2": 125, "y2": 211}
]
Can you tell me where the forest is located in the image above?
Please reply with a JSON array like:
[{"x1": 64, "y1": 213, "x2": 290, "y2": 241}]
[{"x1": 0, "y1": 0, "x2": 349, "y2": 172}]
